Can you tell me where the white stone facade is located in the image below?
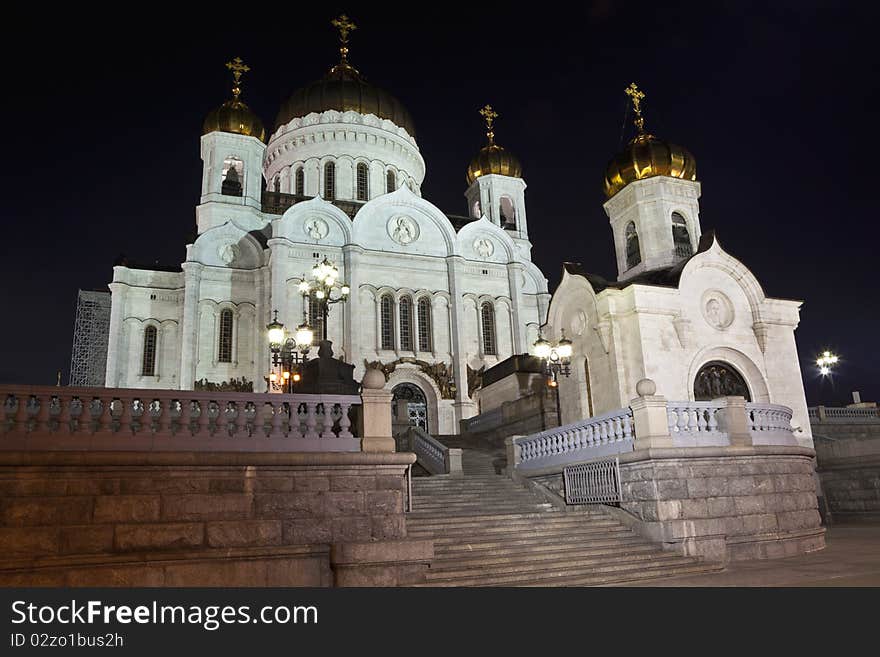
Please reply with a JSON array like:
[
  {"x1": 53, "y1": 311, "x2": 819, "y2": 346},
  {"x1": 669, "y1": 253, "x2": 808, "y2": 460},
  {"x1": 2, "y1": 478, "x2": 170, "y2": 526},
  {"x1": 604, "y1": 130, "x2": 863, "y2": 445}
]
[
  {"x1": 544, "y1": 175, "x2": 813, "y2": 447},
  {"x1": 104, "y1": 109, "x2": 550, "y2": 434}
]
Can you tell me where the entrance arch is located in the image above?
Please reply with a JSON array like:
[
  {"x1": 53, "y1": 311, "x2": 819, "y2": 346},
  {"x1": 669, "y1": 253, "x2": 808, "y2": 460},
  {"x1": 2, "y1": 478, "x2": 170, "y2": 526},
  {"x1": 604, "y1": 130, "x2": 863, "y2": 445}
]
[
  {"x1": 392, "y1": 382, "x2": 428, "y2": 430},
  {"x1": 693, "y1": 360, "x2": 751, "y2": 401}
]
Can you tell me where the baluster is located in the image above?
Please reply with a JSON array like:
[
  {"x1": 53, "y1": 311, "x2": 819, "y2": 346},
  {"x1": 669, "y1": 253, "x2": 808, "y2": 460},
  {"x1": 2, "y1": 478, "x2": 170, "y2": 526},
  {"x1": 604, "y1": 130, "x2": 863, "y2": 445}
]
[
  {"x1": 270, "y1": 401, "x2": 284, "y2": 437},
  {"x1": 304, "y1": 402, "x2": 319, "y2": 439},
  {"x1": 613, "y1": 416, "x2": 623, "y2": 441},
  {"x1": 196, "y1": 399, "x2": 211, "y2": 437},
  {"x1": 167, "y1": 399, "x2": 181, "y2": 436},
  {"x1": 707, "y1": 407, "x2": 718, "y2": 432},
  {"x1": 56, "y1": 394, "x2": 72, "y2": 434},
  {"x1": 112, "y1": 397, "x2": 129, "y2": 435},
  {"x1": 687, "y1": 407, "x2": 698, "y2": 433},
  {"x1": 320, "y1": 402, "x2": 335, "y2": 438},
  {"x1": 600, "y1": 420, "x2": 610, "y2": 444},
  {"x1": 67, "y1": 396, "x2": 83, "y2": 434},
  {"x1": 338, "y1": 402, "x2": 353, "y2": 438},
  {"x1": 622, "y1": 414, "x2": 633, "y2": 440},
  {"x1": 696, "y1": 408, "x2": 707, "y2": 432},
  {"x1": 29, "y1": 395, "x2": 47, "y2": 434},
  {"x1": 149, "y1": 399, "x2": 162, "y2": 435},
  {"x1": 258, "y1": 401, "x2": 272, "y2": 437}
]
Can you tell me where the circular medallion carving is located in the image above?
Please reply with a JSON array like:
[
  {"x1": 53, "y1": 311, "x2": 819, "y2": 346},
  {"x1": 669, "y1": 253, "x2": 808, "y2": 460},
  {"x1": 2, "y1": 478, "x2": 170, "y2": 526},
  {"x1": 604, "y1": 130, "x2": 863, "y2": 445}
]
[
  {"x1": 701, "y1": 290, "x2": 734, "y2": 330},
  {"x1": 569, "y1": 310, "x2": 587, "y2": 336},
  {"x1": 218, "y1": 243, "x2": 239, "y2": 265},
  {"x1": 388, "y1": 215, "x2": 419, "y2": 245},
  {"x1": 304, "y1": 217, "x2": 329, "y2": 241},
  {"x1": 474, "y1": 238, "x2": 494, "y2": 258}
]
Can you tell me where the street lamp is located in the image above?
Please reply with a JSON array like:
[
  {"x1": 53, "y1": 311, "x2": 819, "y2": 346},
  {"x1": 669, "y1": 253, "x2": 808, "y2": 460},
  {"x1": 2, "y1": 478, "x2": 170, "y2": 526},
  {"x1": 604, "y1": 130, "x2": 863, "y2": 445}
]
[
  {"x1": 299, "y1": 258, "x2": 350, "y2": 342},
  {"x1": 532, "y1": 332, "x2": 574, "y2": 425},
  {"x1": 816, "y1": 350, "x2": 839, "y2": 377},
  {"x1": 266, "y1": 310, "x2": 314, "y2": 392}
]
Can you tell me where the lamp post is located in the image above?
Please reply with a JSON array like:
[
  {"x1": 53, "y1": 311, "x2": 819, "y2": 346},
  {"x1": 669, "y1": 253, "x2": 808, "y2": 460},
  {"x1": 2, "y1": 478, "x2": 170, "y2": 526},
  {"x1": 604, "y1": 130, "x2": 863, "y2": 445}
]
[
  {"x1": 266, "y1": 310, "x2": 314, "y2": 392},
  {"x1": 816, "y1": 350, "x2": 839, "y2": 377},
  {"x1": 298, "y1": 258, "x2": 350, "y2": 342},
  {"x1": 532, "y1": 332, "x2": 574, "y2": 426}
]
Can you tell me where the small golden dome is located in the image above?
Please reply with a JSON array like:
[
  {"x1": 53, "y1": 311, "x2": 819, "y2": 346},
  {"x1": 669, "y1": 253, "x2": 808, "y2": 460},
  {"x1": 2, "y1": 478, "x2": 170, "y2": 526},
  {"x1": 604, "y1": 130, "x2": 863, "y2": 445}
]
[
  {"x1": 604, "y1": 82, "x2": 696, "y2": 198},
  {"x1": 202, "y1": 57, "x2": 266, "y2": 143},
  {"x1": 466, "y1": 104, "x2": 522, "y2": 185},
  {"x1": 467, "y1": 144, "x2": 523, "y2": 185},
  {"x1": 603, "y1": 133, "x2": 696, "y2": 198},
  {"x1": 203, "y1": 98, "x2": 266, "y2": 142}
]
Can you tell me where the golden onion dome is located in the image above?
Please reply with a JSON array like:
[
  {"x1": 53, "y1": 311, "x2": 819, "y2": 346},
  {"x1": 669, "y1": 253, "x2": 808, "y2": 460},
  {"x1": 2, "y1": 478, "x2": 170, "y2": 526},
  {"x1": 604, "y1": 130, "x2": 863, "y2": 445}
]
[
  {"x1": 604, "y1": 82, "x2": 696, "y2": 198},
  {"x1": 202, "y1": 57, "x2": 266, "y2": 143},
  {"x1": 466, "y1": 104, "x2": 522, "y2": 185},
  {"x1": 275, "y1": 15, "x2": 415, "y2": 136}
]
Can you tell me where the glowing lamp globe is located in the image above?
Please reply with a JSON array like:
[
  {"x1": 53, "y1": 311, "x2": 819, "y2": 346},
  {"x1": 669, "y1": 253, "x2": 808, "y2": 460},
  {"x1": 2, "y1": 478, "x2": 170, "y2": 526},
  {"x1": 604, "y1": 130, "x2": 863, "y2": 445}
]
[{"x1": 533, "y1": 338, "x2": 551, "y2": 359}]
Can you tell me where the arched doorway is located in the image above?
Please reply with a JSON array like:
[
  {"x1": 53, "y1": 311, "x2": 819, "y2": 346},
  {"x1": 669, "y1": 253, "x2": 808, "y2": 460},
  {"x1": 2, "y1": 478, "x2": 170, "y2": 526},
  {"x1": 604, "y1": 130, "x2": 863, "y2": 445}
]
[
  {"x1": 392, "y1": 382, "x2": 428, "y2": 430},
  {"x1": 694, "y1": 361, "x2": 751, "y2": 401}
]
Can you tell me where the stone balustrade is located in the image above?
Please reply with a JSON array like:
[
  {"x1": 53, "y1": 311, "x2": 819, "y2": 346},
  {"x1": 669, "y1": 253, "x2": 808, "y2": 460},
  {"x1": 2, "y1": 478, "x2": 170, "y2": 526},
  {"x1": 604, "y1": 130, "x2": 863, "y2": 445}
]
[
  {"x1": 667, "y1": 401, "x2": 726, "y2": 446},
  {"x1": 512, "y1": 408, "x2": 635, "y2": 471},
  {"x1": 402, "y1": 425, "x2": 462, "y2": 476},
  {"x1": 808, "y1": 406, "x2": 880, "y2": 422},
  {"x1": 747, "y1": 403, "x2": 797, "y2": 445},
  {"x1": 0, "y1": 385, "x2": 361, "y2": 452}
]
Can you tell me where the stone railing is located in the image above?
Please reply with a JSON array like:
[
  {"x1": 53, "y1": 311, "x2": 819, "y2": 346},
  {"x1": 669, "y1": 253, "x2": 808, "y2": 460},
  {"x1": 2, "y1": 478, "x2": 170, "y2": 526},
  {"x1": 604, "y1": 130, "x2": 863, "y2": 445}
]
[
  {"x1": 512, "y1": 408, "x2": 634, "y2": 471},
  {"x1": 747, "y1": 403, "x2": 797, "y2": 445},
  {"x1": 402, "y1": 425, "x2": 462, "y2": 476},
  {"x1": 0, "y1": 385, "x2": 361, "y2": 452},
  {"x1": 808, "y1": 406, "x2": 880, "y2": 422},
  {"x1": 667, "y1": 400, "x2": 727, "y2": 446},
  {"x1": 461, "y1": 407, "x2": 503, "y2": 434}
]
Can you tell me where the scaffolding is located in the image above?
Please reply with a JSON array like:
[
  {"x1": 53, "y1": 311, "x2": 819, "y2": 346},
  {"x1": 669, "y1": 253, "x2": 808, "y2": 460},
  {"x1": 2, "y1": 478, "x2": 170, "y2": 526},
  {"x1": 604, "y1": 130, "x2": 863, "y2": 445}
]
[{"x1": 69, "y1": 289, "x2": 111, "y2": 386}]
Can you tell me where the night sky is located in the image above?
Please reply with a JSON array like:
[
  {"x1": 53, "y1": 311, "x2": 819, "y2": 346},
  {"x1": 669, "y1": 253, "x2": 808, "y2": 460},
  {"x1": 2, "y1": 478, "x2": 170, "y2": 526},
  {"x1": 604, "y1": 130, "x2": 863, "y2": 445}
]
[{"x1": 2, "y1": 2, "x2": 877, "y2": 407}]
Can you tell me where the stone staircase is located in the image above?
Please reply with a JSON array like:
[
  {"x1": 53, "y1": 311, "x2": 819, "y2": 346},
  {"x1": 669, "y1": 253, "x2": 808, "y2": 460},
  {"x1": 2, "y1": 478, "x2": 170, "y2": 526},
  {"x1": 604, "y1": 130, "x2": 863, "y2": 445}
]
[{"x1": 407, "y1": 441, "x2": 723, "y2": 586}]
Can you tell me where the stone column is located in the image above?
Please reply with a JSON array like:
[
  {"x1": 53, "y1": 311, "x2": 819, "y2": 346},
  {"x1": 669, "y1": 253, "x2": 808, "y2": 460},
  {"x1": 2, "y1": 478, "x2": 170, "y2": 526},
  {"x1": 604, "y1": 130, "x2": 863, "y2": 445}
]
[
  {"x1": 360, "y1": 368, "x2": 395, "y2": 453},
  {"x1": 506, "y1": 262, "x2": 526, "y2": 355},
  {"x1": 104, "y1": 279, "x2": 128, "y2": 387},
  {"x1": 446, "y1": 256, "x2": 477, "y2": 422},
  {"x1": 342, "y1": 246, "x2": 362, "y2": 366},
  {"x1": 179, "y1": 263, "x2": 203, "y2": 390},
  {"x1": 630, "y1": 379, "x2": 673, "y2": 449}
]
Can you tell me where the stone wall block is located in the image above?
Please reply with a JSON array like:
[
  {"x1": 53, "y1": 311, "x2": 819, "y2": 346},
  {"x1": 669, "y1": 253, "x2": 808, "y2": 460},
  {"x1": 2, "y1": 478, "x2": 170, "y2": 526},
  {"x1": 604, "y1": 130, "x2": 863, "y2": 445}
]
[
  {"x1": 656, "y1": 500, "x2": 682, "y2": 521},
  {"x1": 777, "y1": 510, "x2": 821, "y2": 532},
  {"x1": 324, "y1": 492, "x2": 365, "y2": 516},
  {"x1": 365, "y1": 491, "x2": 403, "y2": 515},
  {"x1": 93, "y1": 495, "x2": 161, "y2": 523},
  {"x1": 705, "y1": 477, "x2": 729, "y2": 497},
  {"x1": 114, "y1": 523, "x2": 204, "y2": 551},
  {"x1": 331, "y1": 517, "x2": 372, "y2": 542},
  {"x1": 655, "y1": 479, "x2": 688, "y2": 500},
  {"x1": 0, "y1": 526, "x2": 59, "y2": 556},
  {"x1": 375, "y1": 475, "x2": 406, "y2": 491},
  {"x1": 208, "y1": 478, "x2": 248, "y2": 493},
  {"x1": 206, "y1": 520, "x2": 282, "y2": 548},
  {"x1": 252, "y1": 477, "x2": 294, "y2": 492},
  {"x1": 120, "y1": 477, "x2": 210, "y2": 495},
  {"x1": 161, "y1": 494, "x2": 253, "y2": 521},
  {"x1": 255, "y1": 492, "x2": 323, "y2": 518},
  {"x1": 371, "y1": 515, "x2": 406, "y2": 540},
  {"x1": 707, "y1": 496, "x2": 736, "y2": 517},
  {"x1": 59, "y1": 526, "x2": 114, "y2": 554},
  {"x1": 331, "y1": 476, "x2": 376, "y2": 492},
  {"x1": 680, "y1": 498, "x2": 709, "y2": 519},
  {"x1": 733, "y1": 495, "x2": 765, "y2": 515},
  {"x1": 283, "y1": 519, "x2": 333, "y2": 544},
  {"x1": 687, "y1": 478, "x2": 709, "y2": 498},
  {"x1": 293, "y1": 476, "x2": 331, "y2": 492},
  {"x1": 727, "y1": 476, "x2": 757, "y2": 497},
  {"x1": 0, "y1": 497, "x2": 93, "y2": 527}
]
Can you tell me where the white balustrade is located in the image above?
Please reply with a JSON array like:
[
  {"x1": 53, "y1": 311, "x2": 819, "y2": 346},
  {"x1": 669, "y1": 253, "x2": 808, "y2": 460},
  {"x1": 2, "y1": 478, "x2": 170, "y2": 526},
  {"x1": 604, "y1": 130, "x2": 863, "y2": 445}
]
[
  {"x1": 747, "y1": 402, "x2": 797, "y2": 445},
  {"x1": 667, "y1": 401, "x2": 727, "y2": 447},
  {"x1": 514, "y1": 408, "x2": 634, "y2": 470},
  {"x1": 404, "y1": 426, "x2": 448, "y2": 475},
  {"x1": 808, "y1": 406, "x2": 880, "y2": 423},
  {"x1": 0, "y1": 385, "x2": 361, "y2": 453}
]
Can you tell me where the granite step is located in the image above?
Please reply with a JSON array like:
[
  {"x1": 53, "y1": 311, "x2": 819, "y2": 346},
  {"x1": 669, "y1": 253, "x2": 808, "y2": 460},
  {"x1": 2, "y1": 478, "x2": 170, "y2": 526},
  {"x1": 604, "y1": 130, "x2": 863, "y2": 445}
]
[{"x1": 429, "y1": 536, "x2": 655, "y2": 564}]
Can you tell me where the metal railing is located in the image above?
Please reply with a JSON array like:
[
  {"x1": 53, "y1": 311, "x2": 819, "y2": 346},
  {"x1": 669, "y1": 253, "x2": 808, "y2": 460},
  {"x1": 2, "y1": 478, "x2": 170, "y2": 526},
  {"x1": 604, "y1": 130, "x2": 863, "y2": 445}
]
[
  {"x1": 0, "y1": 385, "x2": 361, "y2": 452},
  {"x1": 564, "y1": 457, "x2": 621, "y2": 505},
  {"x1": 513, "y1": 407, "x2": 634, "y2": 471}
]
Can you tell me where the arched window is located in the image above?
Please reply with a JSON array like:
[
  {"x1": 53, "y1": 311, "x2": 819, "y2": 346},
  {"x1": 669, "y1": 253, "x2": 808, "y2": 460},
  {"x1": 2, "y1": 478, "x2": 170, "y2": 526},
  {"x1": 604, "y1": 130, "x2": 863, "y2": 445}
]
[
  {"x1": 295, "y1": 167, "x2": 305, "y2": 196},
  {"x1": 694, "y1": 361, "x2": 751, "y2": 401},
  {"x1": 472, "y1": 200, "x2": 481, "y2": 218},
  {"x1": 417, "y1": 297, "x2": 432, "y2": 352},
  {"x1": 672, "y1": 212, "x2": 693, "y2": 258},
  {"x1": 356, "y1": 163, "x2": 369, "y2": 201},
  {"x1": 218, "y1": 309, "x2": 233, "y2": 363},
  {"x1": 221, "y1": 157, "x2": 243, "y2": 197},
  {"x1": 625, "y1": 221, "x2": 641, "y2": 270},
  {"x1": 323, "y1": 162, "x2": 335, "y2": 200},
  {"x1": 307, "y1": 293, "x2": 325, "y2": 343},
  {"x1": 399, "y1": 296, "x2": 414, "y2": 351},
  {"x1": 481, "y1": 301, "x2": 496, "y2": 356},
  {"x1": 380, "y1": 294, "x2": 395, "y2": 350},
  {"x1": 500, "y1": 195, "x2": 516, "y2": 228},
  {"x1": 142, "y1": 325, "x2": 157, "y2": 376},
  {"x1": 386, "y1": 170, "x2": 396, "y2": 193}
]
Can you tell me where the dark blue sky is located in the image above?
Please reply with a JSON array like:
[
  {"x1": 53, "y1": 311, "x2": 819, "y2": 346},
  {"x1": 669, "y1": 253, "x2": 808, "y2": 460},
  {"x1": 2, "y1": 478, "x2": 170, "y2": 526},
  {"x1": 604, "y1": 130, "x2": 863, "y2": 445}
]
[{"x1": 1, "y1": 1, "x2": 876, "y2": 406}]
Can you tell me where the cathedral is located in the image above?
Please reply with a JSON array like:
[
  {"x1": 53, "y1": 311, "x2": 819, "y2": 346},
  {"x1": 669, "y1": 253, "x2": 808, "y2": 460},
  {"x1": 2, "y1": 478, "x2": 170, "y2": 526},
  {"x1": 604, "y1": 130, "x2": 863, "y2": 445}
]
[
  {"x1": 101, "y1": 17, "x2": 811, "y2": 445},
  {"x1": 103, "y1": 17, "x2": 550, "y2": 435}
]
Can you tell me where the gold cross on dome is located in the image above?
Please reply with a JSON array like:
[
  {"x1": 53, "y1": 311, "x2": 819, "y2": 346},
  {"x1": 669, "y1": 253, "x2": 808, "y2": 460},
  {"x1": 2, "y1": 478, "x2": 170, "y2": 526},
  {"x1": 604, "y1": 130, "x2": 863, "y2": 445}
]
[
  {"x1": 331, "y1": 14, "x2": 357, "y2": 43},
  {"x1": 624, "y1": 82, "x2": 647, "y2": 135},
  {"x1": 226, "y1": 57, "x2": 250, "y2": 98},
  {"x1": 479, "y1": 104, "x2": 499, "y2": 144}
]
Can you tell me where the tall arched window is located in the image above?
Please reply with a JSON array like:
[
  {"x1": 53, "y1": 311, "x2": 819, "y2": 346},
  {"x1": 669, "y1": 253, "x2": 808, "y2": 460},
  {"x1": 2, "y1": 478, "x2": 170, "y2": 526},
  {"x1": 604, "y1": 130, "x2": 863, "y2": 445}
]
[
  {"x1": 694, "y1": 361, "x2": 751, "y2": 401},
  {"x1": 142, "y1": 325, "x2": 157, "y2": 376},
  {"x1": 323, "y1": 162, "x2": 336, "y2": 200},
  {"x1": 500, "y1": 195, "x2": 516, "y2": 228},
  {"x1": 672, "y1": 212, "x2": 693, "y2": 258},
  {"x1": 380, "y1": 294, "x2": 395, "y2": 350},
  {"x1": 295, "y1": 167, "x2": 305, "y2": 196},
  {"x1": 356, "y1": 162, "x2": 369, "y2": 201},
  {"x1": 386, "y1": 170, "x2": 396, "y2": 193},
  {"x1": 307, "y1": 293, "x2": 325, "y2": 343},
  {"x1": 399, "y1": 296, "x2": 414, "y2": 351},
  {"x1": 481, "y1": 302, "x2": 496, "y2": 356},
  {"x1": 218, "y1": 309, "x2": 233, "y2": 363},
  {"x1": 417, "y1": 297, "x2": 432, "y2": 352},
  {"x1": 221, "y1": 157, "x2": 243, "y2": 197},
  {"x1": 625, "y1": 221, "x2": 641, "y2": 270}
]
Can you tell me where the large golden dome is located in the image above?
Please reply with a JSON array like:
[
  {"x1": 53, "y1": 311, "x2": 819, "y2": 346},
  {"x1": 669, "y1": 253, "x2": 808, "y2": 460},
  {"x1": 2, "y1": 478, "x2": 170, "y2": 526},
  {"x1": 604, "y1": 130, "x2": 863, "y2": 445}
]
[
  {"x1": 275, "y1": 61, "x2": 415, "y2": 136},
  {"x1": 202, "y1": 57, "x2": 266, "y2": 142},
  {"x1": 466, "y1": 104, "x2": 522, "y2": 185},
  {"x1": 604, "y1": 82, "x2": 696, "y2": 198},
  {"x1": 604, "y1": 133, "x2": 696, "y2": 198}
]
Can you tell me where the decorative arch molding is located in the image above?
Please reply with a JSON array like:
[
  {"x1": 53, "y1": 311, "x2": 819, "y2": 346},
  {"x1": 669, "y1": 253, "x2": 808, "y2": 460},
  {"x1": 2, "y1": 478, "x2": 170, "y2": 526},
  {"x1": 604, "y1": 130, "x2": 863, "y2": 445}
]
[
  {"x1": 122, "y1": 317, "x2": 179, "y2": 328},
  {"x1": 189, "y1": 221, "x2": 266, "y2": 270},
  {"x1": 679, "y1": 237, "x2": 767, "y2": 322},
  {"x1": 686, "y1": 345, "x2": 770, "y2": 403},
  {"x1": 351, "y1": 186, "x2": 458, "y2": 255},
  {"x1": 455, "y1": 215, "x2": 518, "y2": 263},
  {"x1": 545, "y1": 268, "x2": 601, "y2": 337},
  {"x1": 272, "y1": 195, "x2": 352, "y2": 246},
  {"x1": 384, "y1": 366, "x2": 445, "y2": 435}
]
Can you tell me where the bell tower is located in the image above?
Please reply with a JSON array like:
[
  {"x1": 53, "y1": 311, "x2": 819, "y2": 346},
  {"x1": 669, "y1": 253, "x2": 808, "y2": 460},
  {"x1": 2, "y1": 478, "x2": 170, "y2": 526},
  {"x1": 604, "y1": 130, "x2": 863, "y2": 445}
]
[{"x1": 603, "y1": 83, "x2": 702, "y2": 281}]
